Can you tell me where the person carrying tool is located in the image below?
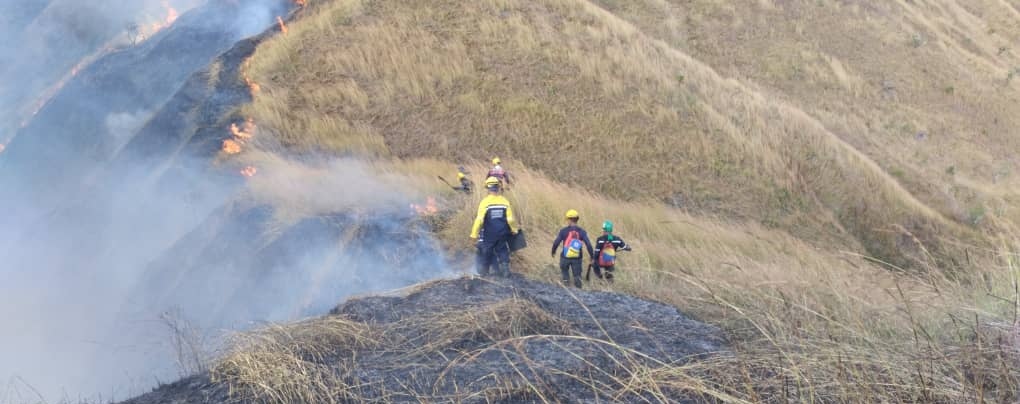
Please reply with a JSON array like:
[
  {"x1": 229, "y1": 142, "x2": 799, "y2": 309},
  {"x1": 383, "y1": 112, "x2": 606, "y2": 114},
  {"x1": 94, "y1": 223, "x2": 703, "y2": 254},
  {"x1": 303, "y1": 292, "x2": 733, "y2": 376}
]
[
  {"x1": 590, "y1": 220, "x2": 631, "y2": 282},
  {"x1": 470, "y1": 177, "x2": 518, "y2": 277},
  {"x1": 550, "y1": 209, "x2": 594, "y2": 288},
  {"x1": 439, "y1": 166, "x2": 473, "y2": 193},
  {"x1": 453, "y1": 171, "x2": 473, "y2": 193},
  {"x1": 487, "y1": 157, "x2": 513, "y2": 188}
]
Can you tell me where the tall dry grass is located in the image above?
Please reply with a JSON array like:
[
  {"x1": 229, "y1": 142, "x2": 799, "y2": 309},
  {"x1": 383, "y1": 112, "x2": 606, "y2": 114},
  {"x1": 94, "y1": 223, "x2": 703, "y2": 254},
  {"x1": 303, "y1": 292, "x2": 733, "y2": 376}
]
[
  {"x1": 243, "y1": 0, "x2": 997, "y2": 270},
  {"x1": 217, "y1": 158, "x2": 1020, "y2": 402},
  {"x1": 208, "y1": 0, "x2": 1020, "y2": 401},
  {"x1": 363, "y1": 158, "x2": 1020, "y2": 402}
]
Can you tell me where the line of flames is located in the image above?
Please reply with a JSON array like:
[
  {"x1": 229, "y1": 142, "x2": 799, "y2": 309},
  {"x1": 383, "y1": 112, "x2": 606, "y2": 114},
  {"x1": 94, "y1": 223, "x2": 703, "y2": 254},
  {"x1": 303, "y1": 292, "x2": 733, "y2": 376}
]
[
  {"x1": 19, "y1": 1, "x2": 178, "y2": 130},
  {"x1": 242, "y1": 58, "x2": 260, "y2": 96},
  {"x1": 136, "y1": 1, "x2": 179, "y2": 42},
  {"x1": 20, "y1": 46, "x2": 114, "y2": 129},
  {"x1": 221, "y1": 118, "x2": 258, "y2": 178}
]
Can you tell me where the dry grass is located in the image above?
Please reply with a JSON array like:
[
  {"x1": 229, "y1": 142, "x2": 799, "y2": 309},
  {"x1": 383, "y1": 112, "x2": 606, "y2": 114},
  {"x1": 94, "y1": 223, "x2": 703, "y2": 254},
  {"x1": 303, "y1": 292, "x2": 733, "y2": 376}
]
[
  {"x1": 591, "y1": 0, "x2": 1020, "y2": 226},
  {"x1": 213, "y1": 0, "x2": 1020, "y2": 401},
  {"x1": 209, "y1": 243, "x2": 1020, "y2": 402},
  {"x1": 327, "y1": 158, "x2": 1020, "y2": 402},
  {"x1": 408, "y1": 298, "x2": 573, "y2": 354},
  {"x1": 243, "y1": 0, "x2": 1000, "y2": 270},
  {"x1": 211, "y1": 295, "x2": 581, "y2": 402},
  {"x1": 212, "y1": 316, "x2": 382, "y2": 403}
]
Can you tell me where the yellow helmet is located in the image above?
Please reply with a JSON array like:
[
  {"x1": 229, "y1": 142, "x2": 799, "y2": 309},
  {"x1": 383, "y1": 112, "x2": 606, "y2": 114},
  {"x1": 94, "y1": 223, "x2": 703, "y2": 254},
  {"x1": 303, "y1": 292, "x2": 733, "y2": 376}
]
[
  {"x1": 485, "y1": 176, "x2": 501, "y2": 189},
  {"x1": 492, "y1": 157, "x2": 501, "y2": 165},
  {"x1": 565, "y1": 209, "x2": 579, "y2": 219},
  {"x1": 457, "y1": 172, "x2": 466, "y2": 180}
]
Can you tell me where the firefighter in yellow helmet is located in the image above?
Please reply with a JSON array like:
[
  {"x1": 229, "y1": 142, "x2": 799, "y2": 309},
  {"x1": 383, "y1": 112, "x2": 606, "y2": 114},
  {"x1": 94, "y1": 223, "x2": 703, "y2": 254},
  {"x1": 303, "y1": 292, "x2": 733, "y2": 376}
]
[
  {"x1": 486, "y1": 157, "x2": 512, "y2": 188},
  {"x1": 452, "y1": 171, "x2": 473, "y2": 193},
  {"x1": 470, "y1": 176, "x2": 518, "y2": 277},
  {"x1": 550, "y1": 209, "x2": 594, "y2": 288}
]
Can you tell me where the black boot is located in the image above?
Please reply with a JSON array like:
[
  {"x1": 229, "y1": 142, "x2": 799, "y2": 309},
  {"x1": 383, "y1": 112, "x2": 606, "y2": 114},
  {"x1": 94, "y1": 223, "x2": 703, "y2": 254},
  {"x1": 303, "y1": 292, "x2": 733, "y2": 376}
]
[{"x1": 498, "y1": 262, "x2": 510, "y2": 278}]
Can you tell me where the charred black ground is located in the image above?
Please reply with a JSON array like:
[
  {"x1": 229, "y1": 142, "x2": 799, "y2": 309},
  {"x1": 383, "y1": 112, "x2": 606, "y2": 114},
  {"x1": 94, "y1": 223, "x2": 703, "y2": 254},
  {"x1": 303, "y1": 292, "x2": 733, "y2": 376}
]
[{"x1": 121, "y1": 275, "x2": 725, "y2": 403}]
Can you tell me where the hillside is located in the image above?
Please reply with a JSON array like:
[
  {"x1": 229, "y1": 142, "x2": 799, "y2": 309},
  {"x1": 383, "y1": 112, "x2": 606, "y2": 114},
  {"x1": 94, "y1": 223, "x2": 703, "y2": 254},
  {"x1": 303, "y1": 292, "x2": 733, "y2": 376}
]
[
  {"x1": 3, "y1": 0, "x2": 1019, "y2": 402},
  {"x1": 208, "y1": 0, "x2": 1020, "y2": 402},
  {"x1": 241, "y1": 0, "x2": 1020, "y2": 272}
]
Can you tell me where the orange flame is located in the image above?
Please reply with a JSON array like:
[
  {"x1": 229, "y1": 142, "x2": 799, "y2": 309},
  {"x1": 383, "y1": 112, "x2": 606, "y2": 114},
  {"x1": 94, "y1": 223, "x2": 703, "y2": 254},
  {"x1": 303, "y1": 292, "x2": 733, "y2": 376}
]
[
  {"x1": 137, "y1": 1, "x2": 179, "y2": 41},
  {"x1": 411, "y1": 196, "x2": 439, "y2": 216},
  {"x1": 245, "y1": 76, "x2": 261, "y2": 95},
  {"x1": 230, "y1": 118, "x2": 256, "y2": 141},
  {"x1": 242, "y1": 58, "x2": 260, "y2": 96},
  {"x1": 222, "y1": 139, "x2": 242, "y2": 154},
  {"x1": 222, "y1": 118, "x2": 255, "y2": 155},
  {"x1": 277, "y1": 16, "x2": 288, "y2": 34},
  {"x1": 20, "y1": 45, "x2": 114, "y2": 128},
  {"x1": 240, "y1": 166, "x2": 258, "y2": 177},
  {"x1": 18, "y1": 1, "x2": 175, "y2": 129},
  {"x1": 294, "y1": 0, "x2": 307, "y2": 6},
  {"x1": 163, "y1": 1, "x2": 179, "y2": 25}
]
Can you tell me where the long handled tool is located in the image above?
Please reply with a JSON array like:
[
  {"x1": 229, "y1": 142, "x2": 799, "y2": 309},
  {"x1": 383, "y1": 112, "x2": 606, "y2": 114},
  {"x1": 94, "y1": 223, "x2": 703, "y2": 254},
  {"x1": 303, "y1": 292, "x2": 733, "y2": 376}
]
[{"x1": 437, "y1": 176, "x2": 459, "y2": 190}]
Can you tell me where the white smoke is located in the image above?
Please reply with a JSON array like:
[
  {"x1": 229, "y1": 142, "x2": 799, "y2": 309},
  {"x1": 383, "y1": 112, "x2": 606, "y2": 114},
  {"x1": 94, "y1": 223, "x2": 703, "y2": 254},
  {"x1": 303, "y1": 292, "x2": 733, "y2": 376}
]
[
  {"x1": 0, "y1": 1, "x2": 457, "y2": 402},
  {"x1": 105, "y1": 110, "x2": 153, "y2": 153}
]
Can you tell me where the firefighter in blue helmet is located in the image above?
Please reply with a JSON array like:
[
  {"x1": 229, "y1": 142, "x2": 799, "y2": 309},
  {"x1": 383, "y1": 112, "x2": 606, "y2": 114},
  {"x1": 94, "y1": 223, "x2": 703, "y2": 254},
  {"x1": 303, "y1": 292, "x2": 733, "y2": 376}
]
[
  {"x1": 550, "y1": 209, "x2": 594, "y2": 288},
  {"x1": 470, "y1": 177, "x2": 518, "y2": 277}
]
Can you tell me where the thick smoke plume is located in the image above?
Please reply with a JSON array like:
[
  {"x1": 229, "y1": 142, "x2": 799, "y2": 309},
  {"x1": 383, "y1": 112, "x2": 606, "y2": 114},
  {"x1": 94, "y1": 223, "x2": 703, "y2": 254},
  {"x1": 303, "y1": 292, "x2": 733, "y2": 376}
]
[{"x1": 0, "y1": 1, "x2": 453, "y2": 402}]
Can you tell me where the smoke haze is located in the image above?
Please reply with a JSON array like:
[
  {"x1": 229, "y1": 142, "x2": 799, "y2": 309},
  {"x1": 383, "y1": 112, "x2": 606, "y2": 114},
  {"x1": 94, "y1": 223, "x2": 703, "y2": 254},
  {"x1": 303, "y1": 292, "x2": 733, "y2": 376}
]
[{"x1": 0, "y1": 1, "x2": 454, "y2": 401}]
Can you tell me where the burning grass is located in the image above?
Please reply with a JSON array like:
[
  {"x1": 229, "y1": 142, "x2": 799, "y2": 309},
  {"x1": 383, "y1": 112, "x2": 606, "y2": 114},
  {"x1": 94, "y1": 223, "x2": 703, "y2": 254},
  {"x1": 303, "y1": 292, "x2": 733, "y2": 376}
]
[
  {"x1": 276, "y1": 16, "x2": 288, "y2": 34},
  {"x1": 221, "y1": 139, "x2": 242, "y2": 154}
]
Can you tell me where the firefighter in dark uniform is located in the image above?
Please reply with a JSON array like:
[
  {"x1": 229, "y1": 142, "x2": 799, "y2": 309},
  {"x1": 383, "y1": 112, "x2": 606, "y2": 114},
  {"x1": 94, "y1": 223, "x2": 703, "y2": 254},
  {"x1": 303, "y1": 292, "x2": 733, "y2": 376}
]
[{"x1": 470, "y1": 177, "x2": 518, "y2": 277}]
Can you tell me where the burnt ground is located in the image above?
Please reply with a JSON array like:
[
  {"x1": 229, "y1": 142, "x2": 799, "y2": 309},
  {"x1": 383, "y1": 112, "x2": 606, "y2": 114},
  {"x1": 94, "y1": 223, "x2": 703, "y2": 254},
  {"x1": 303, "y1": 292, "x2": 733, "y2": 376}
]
[{"x1": 121, "y1": 275, "x2": 726, "y2": 403}]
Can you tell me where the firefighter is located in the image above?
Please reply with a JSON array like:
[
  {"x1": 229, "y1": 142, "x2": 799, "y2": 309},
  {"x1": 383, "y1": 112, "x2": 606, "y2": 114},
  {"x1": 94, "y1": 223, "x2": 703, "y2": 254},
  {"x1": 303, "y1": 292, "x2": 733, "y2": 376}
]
[
  {"x1": 550, "y1": 209, "x2": 594, "y2": 288},
  {"x1": 487, "y1": 157, "x2": 512, "y2": 188},
  {"x1": 470, "y1": 177, "x2": 518, "y2": 277},
  {"x1": 591, "y1": 220, "x2": 631, "y2": 282}
]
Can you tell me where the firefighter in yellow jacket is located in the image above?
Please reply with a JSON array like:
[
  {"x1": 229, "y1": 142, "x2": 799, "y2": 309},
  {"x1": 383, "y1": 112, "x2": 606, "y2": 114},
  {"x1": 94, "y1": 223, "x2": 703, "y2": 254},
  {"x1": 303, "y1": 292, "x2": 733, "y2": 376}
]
[{"x1": 470, "y1": 177, "x2": 518, "y2": 277}]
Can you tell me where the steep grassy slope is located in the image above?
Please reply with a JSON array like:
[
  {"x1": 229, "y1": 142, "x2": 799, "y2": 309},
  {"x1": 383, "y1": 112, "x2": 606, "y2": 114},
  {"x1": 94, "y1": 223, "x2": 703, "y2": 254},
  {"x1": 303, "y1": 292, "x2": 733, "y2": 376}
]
[
  {"x1": 241, "y1": 0, "x2": 1000, "y2": 269},
  {"x1": 201, "y1": 0, "x2": 1020, "y2": 401},
  {"x1": 591, "y1": 0, "x2": 1020, "y2": 226}
]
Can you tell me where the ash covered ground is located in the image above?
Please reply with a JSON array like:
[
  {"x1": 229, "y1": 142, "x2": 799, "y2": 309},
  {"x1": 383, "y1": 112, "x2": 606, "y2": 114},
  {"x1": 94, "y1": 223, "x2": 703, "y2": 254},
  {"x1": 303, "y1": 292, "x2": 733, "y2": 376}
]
[{"x1": 122, "y1": 275, "x2": 725, "y2": 403}]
